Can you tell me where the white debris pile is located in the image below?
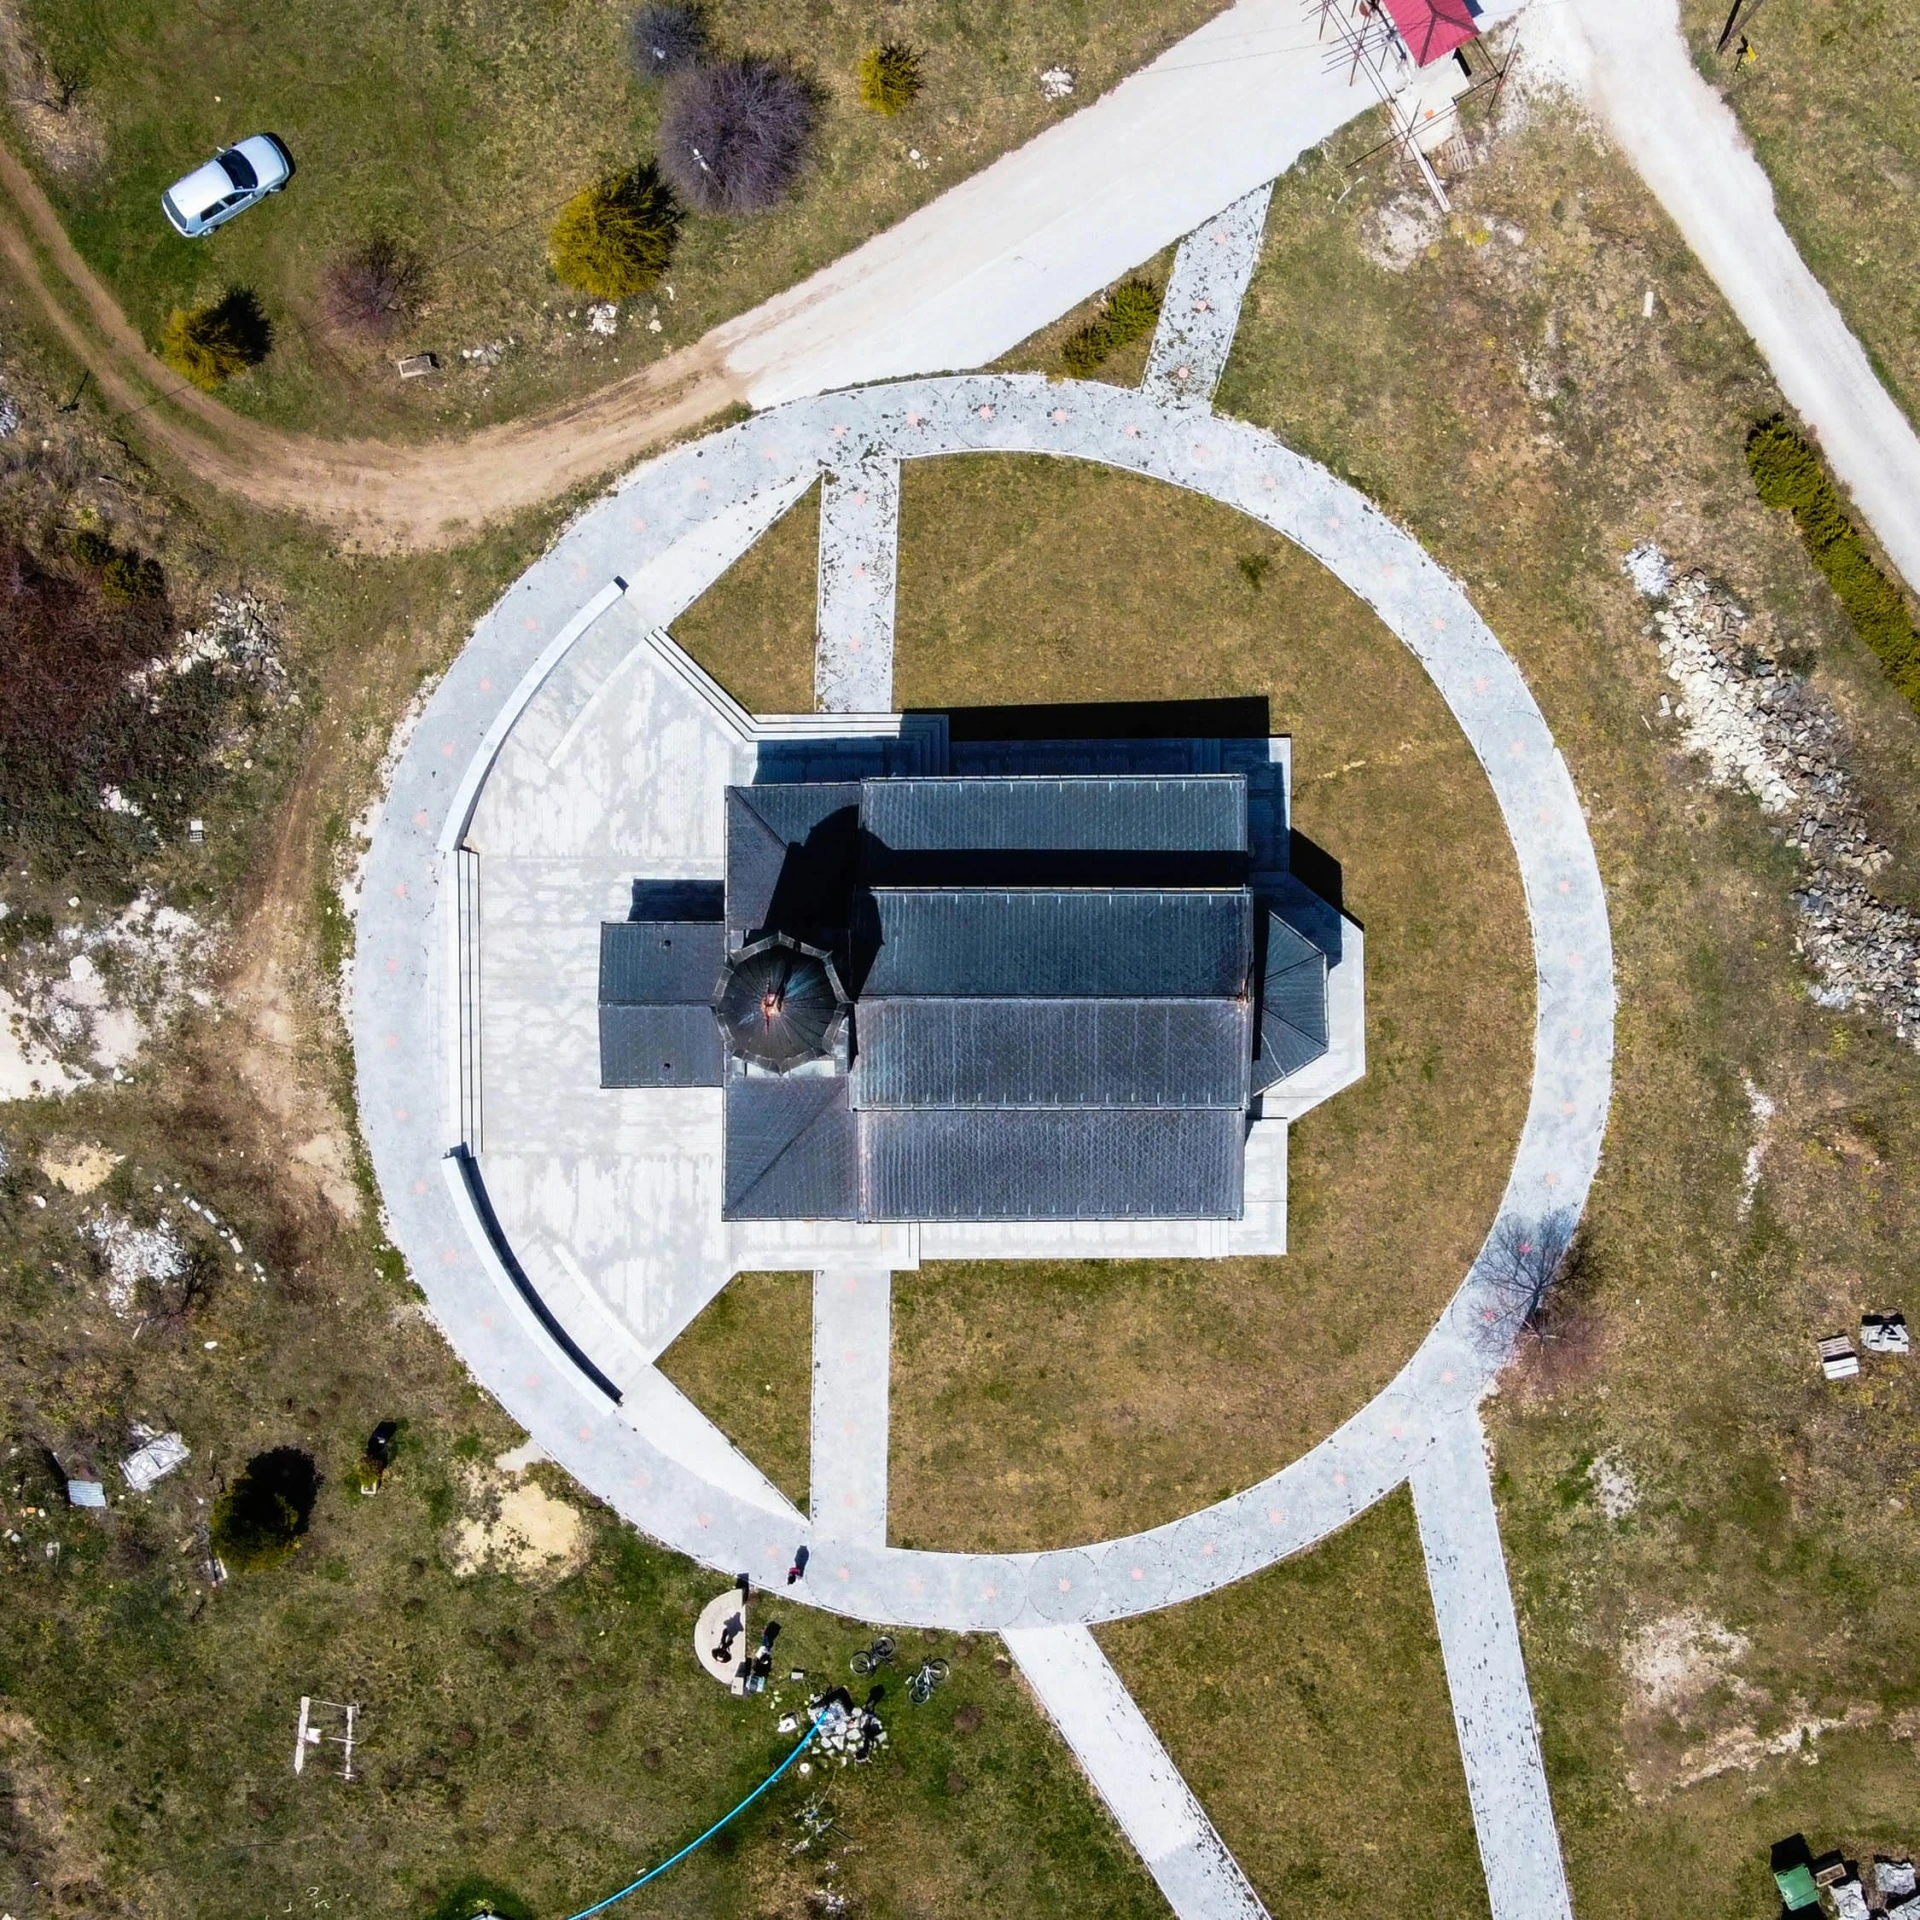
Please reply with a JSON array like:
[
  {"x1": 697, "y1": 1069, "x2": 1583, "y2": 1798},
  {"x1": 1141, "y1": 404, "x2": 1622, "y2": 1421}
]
[
  {"x1": 586, "y1": 303, "x2": 619, "y2": 336},
  {"x1": 1862, "y1": 1312, "x2": 1910, "y2": 1356},
  {"x1": 4, "y1": 893, "x2": 216, "y2": 1096},
  {"x1": 1038, "y1": 66, "x2": 1075, "y2": 101},
  {"x1": 121, "y1": 1424, "x2": 190, "y2": 1492},
  {"x1": 1739, "y1": 1076, "x2": 1774, "y2": 1216},
  {"x1": 1621, "y1": 542, "x2": 1673, "y2": 598},
  {"x1": 0, "y1": 385, "x2": 19, "y2": 437},
  {"x1": 126, "y1": 594, "x2": 285, "y2": 703},
  {"x1": 1644, "y1": 567, "x2": 1920, "y2": 1045},
  {"x1": 88, "y1": 1209, "x2": 187, "y2": 1316},
  {"x1": 809, "y1": 1696, "x2": 887, "y2": 1765}
]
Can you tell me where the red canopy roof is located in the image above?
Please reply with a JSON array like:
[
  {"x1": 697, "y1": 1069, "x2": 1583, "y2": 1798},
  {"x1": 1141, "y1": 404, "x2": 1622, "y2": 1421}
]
[{"x1": 1379, "y1": 0, "x2": 1480, "y2": 66}]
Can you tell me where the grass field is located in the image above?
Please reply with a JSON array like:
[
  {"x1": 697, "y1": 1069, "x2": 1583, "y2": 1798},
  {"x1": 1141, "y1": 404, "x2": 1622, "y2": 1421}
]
[
  {"x1": 1678, "y1": 0, "x2": 1920, "y2": 431},
  {"x1": 657, "y1": 1270, "x2": 813, "y2": 1512},
  {"x1": 1101, "y1": 1493, "x2": 1490, "y2": 1918},
  {"x1": 0, "y1": 287, "x2": 1164, "y2": 1920},
  {"x1": 9, "y1": 0, "x2": 1223, "y2": 437}
]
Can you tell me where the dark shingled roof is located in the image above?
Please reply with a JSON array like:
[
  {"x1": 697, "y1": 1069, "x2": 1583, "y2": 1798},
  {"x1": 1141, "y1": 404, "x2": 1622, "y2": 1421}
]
[
  {"x1": 598, "y1": 920, "x2": 728, "y2": 1087},
  {"x1": 860, "y1": 776, "x2": 1247, "y2": 854},
  {"x1": 859, "y1": 1108, "x2": 1244, "y2": 1220},
  {"x1": 855, "y1": 997, "x2": 1251, "y2": 1110},
  {"x1": 600, "y1": 920, "x2": 726, "y2": 1005},
  {"x1": 855, "y1": 888, "x2": 1253, "y2": 999},
  {"x1": 726, "y1": 784, "x2": 861, "y2": 940},
  {"x1": 724, "y1": 1076, "x2": 858, "y2": 1218},
  {"x1": 1253, "y1": 912, "x2": 1329, "y2": 1091},
  {"x1": 599, "y1": 1005, "x2": 726, "y2": 1087}
]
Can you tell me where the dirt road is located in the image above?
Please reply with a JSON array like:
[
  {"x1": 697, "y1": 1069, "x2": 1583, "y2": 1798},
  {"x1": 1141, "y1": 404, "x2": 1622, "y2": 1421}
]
[
  {"x1": 0, "y1": 0, "x2": 1525, "y2": 551},
  {"x1": 1531, "y1": 0, "x2": 1920, "y2": 596}
]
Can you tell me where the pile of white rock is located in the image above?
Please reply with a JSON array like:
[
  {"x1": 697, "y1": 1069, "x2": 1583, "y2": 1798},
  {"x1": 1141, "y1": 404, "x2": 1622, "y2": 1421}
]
[{"x1": 1647, "y1": 566, "x2": 1920, "y2": 1047}]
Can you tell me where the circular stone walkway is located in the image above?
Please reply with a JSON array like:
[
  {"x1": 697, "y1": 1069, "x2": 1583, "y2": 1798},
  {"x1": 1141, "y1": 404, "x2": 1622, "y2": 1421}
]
[{"x1": 354, "y1": 370, "x2": 1615, "y2": 1632}]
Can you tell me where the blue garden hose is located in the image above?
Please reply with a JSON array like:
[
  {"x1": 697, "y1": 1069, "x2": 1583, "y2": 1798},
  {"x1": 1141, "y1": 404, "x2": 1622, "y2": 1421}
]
[{"x1": 563, "y1": 1713, "x2": 827, "y2": 1919}]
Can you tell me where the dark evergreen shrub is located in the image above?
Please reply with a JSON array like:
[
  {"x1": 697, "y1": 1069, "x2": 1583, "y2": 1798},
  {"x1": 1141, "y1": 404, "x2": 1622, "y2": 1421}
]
[
  {"x1": 1747, "y1": 416, "x2": 1920, "y2": 708},
  {"x1": 660, "y1": 57, "x2": 816, "y2": 214},
  {"x1": 630, "y1": 2, "x2": 706, "y2": 81},
  {"x1": 210, "y1": 1447, "x2": 319, "y2": 1572}
]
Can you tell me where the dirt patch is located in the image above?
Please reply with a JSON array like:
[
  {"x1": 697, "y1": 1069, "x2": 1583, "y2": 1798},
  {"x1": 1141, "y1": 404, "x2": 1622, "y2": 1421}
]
[
  {"x1": 39, "y1": 1139, "x2": 120, "y2": 1193},
  {"x1": 448, "y1": 1458, "x2": 588, "y2": 1585},
  {"x1": 0, "y1": 1709, "x2": 124, "y2": 1916},
  {"x1": 1622, "y1": 1610, "x2": 1750, "y2": 1716}
]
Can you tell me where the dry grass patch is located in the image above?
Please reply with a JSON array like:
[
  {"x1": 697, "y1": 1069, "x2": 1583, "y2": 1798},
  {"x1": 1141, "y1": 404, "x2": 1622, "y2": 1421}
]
[
  {"x1": 655, "y1": 1269, "x2": 812, "y2": 1510},
  {"x1": 1099, "y1": 1492, "x2": 1489, "y2": 1918},
  {"x1": 1214, "y1": 106, "x2": 1920, "y2": 1913},
  {"x1": 671, "y1": 479, "x2": 819, "y2": 712}
]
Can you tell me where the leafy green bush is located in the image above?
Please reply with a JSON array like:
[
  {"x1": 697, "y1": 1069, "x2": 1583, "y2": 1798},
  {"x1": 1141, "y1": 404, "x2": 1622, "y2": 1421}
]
[
  {"x1": 422, "y1": 1875, "x2": 533, "y2": 1920},
  {"x1": 210, "y1": 1448, "x2": 318, "y2": 1573},
  {"x1": 158, "y1": 290, "x2": 272, "y2": 390},
  {"x1": 857, "y1": 42, "x2": 923, "y2": 115},
  {"x1": 1060, "y1": 277, "x2": 1163, "y2": 375},
  {"x1": 1747, "y1": 415, "x2": 1920, "y2": 708},
  {"x1": 549, "y1": 162, "x2": 681, "y2": 298},
  {"x1": 72, "y1": 527, "x2": 165, "y2": 601}
]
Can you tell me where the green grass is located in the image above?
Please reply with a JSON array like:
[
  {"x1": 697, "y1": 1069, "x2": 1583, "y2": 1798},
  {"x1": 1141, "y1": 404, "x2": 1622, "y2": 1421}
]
[{"x1": 16, "y1": 0, "x2": 1228, "y2": 438}]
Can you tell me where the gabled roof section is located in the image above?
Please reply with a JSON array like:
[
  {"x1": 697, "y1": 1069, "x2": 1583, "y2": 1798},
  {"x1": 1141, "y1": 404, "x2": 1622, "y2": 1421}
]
[
  {"x1": 726, "y1": 783, "x2": 861, "y2": 941},
  {"x1": 860, "y1": 776, "x2": 1247, "y2": 854},
  {"x1": 855, "y1": 997, "x2": 1251, "y2": 1110},
  {"x1": 854, "y1": 888, "x2": 1253, "y2": 999},
  {"x1": 1253, "y1": 911, "x2": 1329, "y2": 1092},
  {"x1": 599, "y1": 1004, "x2": 725, "y2": 1087},
  {"x1": 860, "y1": 1108, "x2": 1244, "y2": 1220},
  {"x1": 723, "y1": 1077, "x2": 858, "y2": 1218}
]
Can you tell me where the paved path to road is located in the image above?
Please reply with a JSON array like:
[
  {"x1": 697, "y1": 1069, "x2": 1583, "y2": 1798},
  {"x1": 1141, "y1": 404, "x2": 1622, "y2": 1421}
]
[
  {"x1": 1532, "y1": 0, "x2": 1920, "y2": 594},
  {"x1": 1007, "y1": 1625, "x2": 1270, "y2": 1920},
  {"x1": 1412, "y1": 1409, "x2": 1575, "y2": 1920}
]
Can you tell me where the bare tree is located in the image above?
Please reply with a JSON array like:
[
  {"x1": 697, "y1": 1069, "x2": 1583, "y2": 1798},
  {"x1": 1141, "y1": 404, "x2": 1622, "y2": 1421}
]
[
  {"x1": 660, "y1": 56, "x2": 816, "y2": 214},
  {"x1": 322, "y1": 237, "x2": 427, "y2": 341},
  {"x1": 630, "y1": 2, "x2": 707, "y2": 81},
  {"x1": 1473, "y1": 1207, "x2": 1582, "y2": 1355}
]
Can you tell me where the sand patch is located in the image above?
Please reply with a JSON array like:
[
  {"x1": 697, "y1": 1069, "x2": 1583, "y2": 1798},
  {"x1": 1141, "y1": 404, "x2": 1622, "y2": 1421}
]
[
  {"x1": 41, "y1": 1139, "x2": 121, "y2": 1194},
  {"x1": 448, "y1": 1459, "x2": 587, "y2": 1585}
]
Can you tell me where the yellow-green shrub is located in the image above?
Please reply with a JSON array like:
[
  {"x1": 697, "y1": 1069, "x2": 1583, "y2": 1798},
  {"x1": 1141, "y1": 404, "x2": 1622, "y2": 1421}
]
[
  {"x1": 857, "y1": 42, "x2": 923, "y2": 115},
  {"x1": 549, "y1": 162, "x2": 680, "y2": 299}
]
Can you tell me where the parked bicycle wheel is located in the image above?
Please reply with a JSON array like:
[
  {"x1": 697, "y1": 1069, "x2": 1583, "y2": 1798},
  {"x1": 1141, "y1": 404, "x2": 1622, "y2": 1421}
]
[{"x1": 850, "y1": 1635, "x2": 896, "y2": 1676}]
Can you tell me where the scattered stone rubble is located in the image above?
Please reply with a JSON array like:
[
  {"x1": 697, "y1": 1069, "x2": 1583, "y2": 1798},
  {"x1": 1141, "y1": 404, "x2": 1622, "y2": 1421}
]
[{"x1": 1639, "y1": 563, "x2": 1920, "y2": 1047}]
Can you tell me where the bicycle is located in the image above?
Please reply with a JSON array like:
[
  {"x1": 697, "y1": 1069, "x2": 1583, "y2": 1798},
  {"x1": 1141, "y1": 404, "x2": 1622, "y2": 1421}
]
[
  {"x1": 905, "y1": 1657, "x2": 950, "y2": 1705},
  {"x1": 849, "y1": 1635, "x2": 896, "y2": 1676}
]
